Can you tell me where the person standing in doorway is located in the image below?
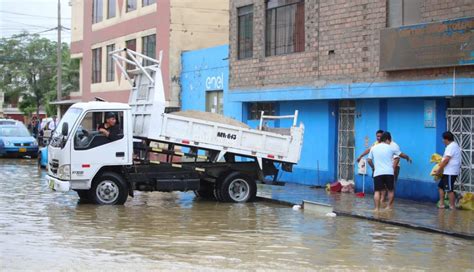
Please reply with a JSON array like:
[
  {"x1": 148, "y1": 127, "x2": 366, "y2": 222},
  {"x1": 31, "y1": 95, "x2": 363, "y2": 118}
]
[
  {"x1": 435, "y1": 131, "x2": 461, "y2": 209},
  {"x1": 357, "y1": 130, "x2": 384, "y2": 163},
  {"x1": 367, "y1": 132, "x2": 401, "y2": 211}
]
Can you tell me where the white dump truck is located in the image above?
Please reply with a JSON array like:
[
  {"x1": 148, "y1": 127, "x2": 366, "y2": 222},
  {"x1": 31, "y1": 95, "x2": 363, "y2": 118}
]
[{"x1": 46, "y1": 49, "x2": 304, "y2": 205}]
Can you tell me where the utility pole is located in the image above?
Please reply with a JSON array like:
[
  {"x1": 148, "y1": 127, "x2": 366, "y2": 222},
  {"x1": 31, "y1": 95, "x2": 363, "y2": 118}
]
[{"x1": 56, "y1": 0, "x2": 62, "y2": 118}]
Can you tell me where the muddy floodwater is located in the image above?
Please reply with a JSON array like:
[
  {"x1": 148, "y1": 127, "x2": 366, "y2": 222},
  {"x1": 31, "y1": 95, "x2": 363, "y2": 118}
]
[{"x1": 1, "y1": 159, "x2": 473, "y2": 271}]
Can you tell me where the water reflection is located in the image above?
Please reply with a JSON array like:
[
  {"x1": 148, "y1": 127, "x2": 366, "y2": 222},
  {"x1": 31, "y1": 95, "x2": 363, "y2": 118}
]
[{"x1": 1, "y1": 159, "x2": 472, "y2": 271}]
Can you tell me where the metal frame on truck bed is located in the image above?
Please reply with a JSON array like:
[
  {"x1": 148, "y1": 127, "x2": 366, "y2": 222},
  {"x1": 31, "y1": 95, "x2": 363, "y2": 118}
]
[{"x1": 46, "y1": 48, "x2": 304, "y2": 205}]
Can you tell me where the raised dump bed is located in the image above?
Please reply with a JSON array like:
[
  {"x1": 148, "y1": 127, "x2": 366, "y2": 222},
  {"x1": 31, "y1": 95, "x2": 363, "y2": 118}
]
[{"x1": 120, "y1": 49, "x2": 305, "y2": 169}]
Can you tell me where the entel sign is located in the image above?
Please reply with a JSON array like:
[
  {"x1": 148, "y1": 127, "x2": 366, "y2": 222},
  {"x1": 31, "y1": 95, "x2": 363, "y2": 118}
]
[{"x1": 205, "y1": 73, "x2": 224, "y2": 90}]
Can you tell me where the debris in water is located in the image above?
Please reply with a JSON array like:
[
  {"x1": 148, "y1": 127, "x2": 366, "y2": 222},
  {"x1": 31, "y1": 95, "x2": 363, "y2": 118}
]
[{"x1": 292, "y1": 205, "x2": 302, "y2": 210}]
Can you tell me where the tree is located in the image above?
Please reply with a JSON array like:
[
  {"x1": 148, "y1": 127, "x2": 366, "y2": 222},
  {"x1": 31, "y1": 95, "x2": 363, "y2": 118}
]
[{"x1": 0, "y1": 32, "x2": 79, "y2": 117}]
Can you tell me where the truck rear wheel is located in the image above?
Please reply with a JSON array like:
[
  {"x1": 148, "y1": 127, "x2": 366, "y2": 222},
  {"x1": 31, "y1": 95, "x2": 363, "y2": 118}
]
[
  {"x1": 218, "y1": 172, "x2": 256, "y2": 203},
  {"x1": 89, "y1": 172, "x2": 128, "y2": 205}
]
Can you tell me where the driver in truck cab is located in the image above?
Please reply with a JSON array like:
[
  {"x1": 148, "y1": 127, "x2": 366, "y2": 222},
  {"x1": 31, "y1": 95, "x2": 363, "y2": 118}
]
[{"x1": 98, "y1": 112, "x2": 121, "y2": 141}]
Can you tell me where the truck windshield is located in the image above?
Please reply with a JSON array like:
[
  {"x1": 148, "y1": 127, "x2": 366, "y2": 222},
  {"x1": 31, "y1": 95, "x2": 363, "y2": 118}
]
[{"x1": 50, "y1": 108, "x2": 82, "y2": 147}]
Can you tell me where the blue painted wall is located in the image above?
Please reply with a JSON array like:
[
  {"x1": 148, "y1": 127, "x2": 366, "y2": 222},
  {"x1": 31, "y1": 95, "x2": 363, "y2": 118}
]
[
  {"x1": 353, "y1": 98, "x2": 446, "y2": 201},
  {"x1": 181, "y1": 45, "x2": 474, "y2": 203},
  {"x1": 181, "y1": 45, "x2": 241, "y2": 119}
]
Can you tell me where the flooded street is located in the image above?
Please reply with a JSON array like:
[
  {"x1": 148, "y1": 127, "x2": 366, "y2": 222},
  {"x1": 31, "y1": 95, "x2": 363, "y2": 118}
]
[{"x1": 0, "y1": 159, "x2": 472, "y2": 271}]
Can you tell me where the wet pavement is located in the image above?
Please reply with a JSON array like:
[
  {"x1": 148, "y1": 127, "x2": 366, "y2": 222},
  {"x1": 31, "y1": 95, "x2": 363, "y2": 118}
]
[
  {"x1": 258, "y1": 183, "x2": 474, "y2": 239},
  {"x1": 1, "y1": 158, "x2": 473, "y2": 271}
]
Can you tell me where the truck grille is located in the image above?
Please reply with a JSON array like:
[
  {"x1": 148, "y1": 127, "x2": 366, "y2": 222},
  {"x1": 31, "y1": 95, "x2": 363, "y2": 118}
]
[{"x1": 50, "y1": 159, "x2": 59, "y2": 174}]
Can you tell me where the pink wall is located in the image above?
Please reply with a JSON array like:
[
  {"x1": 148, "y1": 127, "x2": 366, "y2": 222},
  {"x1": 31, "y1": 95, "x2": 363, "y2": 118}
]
[{"x1": 71, "y1": 0, "x2": 171, "y2": 103}]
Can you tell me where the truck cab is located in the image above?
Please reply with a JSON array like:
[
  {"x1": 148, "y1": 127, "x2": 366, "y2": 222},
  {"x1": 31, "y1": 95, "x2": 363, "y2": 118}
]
[{"x1": 47, "y1": 102, "x2": 133, "y2": 201}]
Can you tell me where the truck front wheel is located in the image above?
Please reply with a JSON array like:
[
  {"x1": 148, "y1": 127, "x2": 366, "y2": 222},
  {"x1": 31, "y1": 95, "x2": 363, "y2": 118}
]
[
  {"x1": 218, "y1": 172, "x2": 257, "y2": 203},
  {"x1": 89, "y1": 172, "x2": 128, "y2": 205}
]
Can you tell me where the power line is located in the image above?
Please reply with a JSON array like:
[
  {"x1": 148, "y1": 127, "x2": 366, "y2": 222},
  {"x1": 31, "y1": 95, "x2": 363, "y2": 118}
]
[
  {"x1": 0, "y1": 10, "x2": 71, "y2": 19},
  {"x1": 1, "y1": 18, "x2": 60, "y2": 30}
]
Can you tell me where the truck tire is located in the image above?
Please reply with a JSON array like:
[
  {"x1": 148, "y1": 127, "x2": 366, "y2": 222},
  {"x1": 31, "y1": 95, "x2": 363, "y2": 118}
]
[
  {"x1": 89, "y1": 172, "x2": 128, "y2": 205},
  {"x1": 218, "y1": 172, "x2": 256, "y2": 203}
]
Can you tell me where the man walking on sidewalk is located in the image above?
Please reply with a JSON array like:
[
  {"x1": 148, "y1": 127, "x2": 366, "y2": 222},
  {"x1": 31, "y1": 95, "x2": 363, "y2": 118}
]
[
  {"x1": 367, "y1": 132, "x2": 401, "y2": 211},
  {"x1": 435, "y1": 131, "x2": 461, "y2": 209}
]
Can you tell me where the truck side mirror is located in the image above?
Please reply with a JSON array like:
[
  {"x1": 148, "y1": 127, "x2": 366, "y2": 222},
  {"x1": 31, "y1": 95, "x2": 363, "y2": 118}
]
[{"x1": 61, "y1": 122, "x2": 68, "y2": 136}]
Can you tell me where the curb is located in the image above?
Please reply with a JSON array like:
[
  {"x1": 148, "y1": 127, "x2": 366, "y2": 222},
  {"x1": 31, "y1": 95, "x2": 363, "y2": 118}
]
[{"x1": 257, "y1": 195, "x2": 474, "y2": 240}]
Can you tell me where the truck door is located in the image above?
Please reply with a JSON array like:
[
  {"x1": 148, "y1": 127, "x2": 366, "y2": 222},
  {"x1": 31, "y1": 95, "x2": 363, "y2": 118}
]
[{"x1": 70, "y1": 110, "x2": 128, "y2": 182}]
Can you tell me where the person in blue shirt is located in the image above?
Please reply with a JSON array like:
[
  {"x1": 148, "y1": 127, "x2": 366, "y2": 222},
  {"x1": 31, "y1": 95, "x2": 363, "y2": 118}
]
[{"x1": 367, "y1": 132, "x2": 401, "y2": 211}]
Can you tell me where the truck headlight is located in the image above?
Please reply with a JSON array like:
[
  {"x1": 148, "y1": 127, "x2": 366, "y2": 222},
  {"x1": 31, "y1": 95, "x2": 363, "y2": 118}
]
[
  {"x1": 58, "y1": 164, "x2": 71, "y2": 180},
  {"x1": 32, "y1": 140, "x2": 38, "y2": 147},
  {"x1": 4, "y1": 140, "x2": 11, "y2": 146}
]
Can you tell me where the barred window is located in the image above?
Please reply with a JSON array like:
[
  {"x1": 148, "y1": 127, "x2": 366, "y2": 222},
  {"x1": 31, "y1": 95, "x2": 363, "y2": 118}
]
[
  {"x1": 237, "y1": 5, "x2": 253, "y2": 59},
  {"x1": 248, "y1": 103, "x2": 276, "y2": 120},
  {"x1": 92, "y1": 0, "x2": 103, "y2": 23},
  {"x1": 142, "y1": 34, "x2": 156, "y2": 66},
  {"x1": 92, "y1": 48, "x2": 102, "y2": 83},
  {"x1": 265, "y1": 0, "x2": 305, "y2": 56},
  {"x1": 106, "y1": 44, "x2": 115, "y2": 82}
]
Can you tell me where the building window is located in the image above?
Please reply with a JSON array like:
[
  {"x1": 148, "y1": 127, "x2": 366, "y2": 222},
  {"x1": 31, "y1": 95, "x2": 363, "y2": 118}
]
[
  {"x1": 142, "y1": 34, "x2": 156, "y2": 66},
  {"x1": 107, "y1": 0, "x2": 116, "y2": 18},
  {"x1": 125, "y1": 39, "x2": 136, "y2": 71},
  {"x1": 106, "y1": 44, "x2": 115, "y2": 82},
  {"x1": 92, "y1": 48, "x2": 102, "y2": 83},
  {"x1": 387, "y1": 0, "x2": 422, "y2": 27},
  {"x1": 248, "y1": 103, "x2": 276, "y2": 120},
  {"x1": 237, "y1": 5, "x2": 253, "y2": 59},
  {"x1": 143, "y1": 0, "x2": 156, "y2": 6},
  {"x1": 92, "y1": 0, "x2": 103, "y2": 24},
  {"x1": 265, "y1": 0, "x2": 305, "y2": 56},
  {"x1": 126, "y1": 0, "x2": 137, "y2": 12},
  {"x1": 206, "y1": 91, "x2": 223, "y2": 114}
]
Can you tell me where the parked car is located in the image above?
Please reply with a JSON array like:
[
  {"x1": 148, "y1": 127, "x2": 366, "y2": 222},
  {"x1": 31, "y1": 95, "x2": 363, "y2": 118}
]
[
  {"x1": 0, "y1": 123, "x2": 39, "y2": 158},
  {"x1": 0, "y1": 118, "x2": 17, "y2": 125}
]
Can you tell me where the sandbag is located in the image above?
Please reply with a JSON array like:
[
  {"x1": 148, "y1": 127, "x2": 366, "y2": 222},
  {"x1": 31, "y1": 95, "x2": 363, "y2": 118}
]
[
  {"x1": 429, "y1": 153, "x2": 443, "y2": 181},
  {"x1": 459, "y1": 192, "x2": 474, "y2": 211}
]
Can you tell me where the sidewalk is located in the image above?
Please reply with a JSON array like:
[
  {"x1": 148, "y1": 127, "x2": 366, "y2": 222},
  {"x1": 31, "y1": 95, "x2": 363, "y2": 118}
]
[{"x1": 257, "y1": 183, "x2": 473, "y2": 240}]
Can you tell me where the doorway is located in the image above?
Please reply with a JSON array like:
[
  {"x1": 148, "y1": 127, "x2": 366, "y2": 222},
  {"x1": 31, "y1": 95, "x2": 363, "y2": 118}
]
[
  {"x1": 337, "y1": 100, "x2": 356, "y2": 182},
  {"x1": 447, "y1": 98, "x2": 474, "y2": 193}
]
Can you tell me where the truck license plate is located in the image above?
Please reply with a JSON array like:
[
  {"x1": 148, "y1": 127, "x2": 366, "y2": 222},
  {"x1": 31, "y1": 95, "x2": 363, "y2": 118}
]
[{"x1": 19, "y1": 148, "x2": 26, "y2": 152}]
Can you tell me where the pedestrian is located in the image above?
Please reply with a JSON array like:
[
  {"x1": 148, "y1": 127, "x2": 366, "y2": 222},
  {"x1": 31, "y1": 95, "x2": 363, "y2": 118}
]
[
  {"x1": 48, "y1": 115, "x2": 58, "y2": 131},
  {"x1": 367, "y1": 131, "x2": 401, "y2": 211},
  {"x1": 379, "y1": 135, "x2": 412, "y2": 204},
  {"x1": 357, "y1": 130, "x2": 384, "y2": 163},
  {"x1": 435, "y1": 131, "x2": 461, "y2": 209}
]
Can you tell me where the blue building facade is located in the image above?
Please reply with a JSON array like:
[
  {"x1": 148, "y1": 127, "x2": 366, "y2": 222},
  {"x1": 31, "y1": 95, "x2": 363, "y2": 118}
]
[{"x1": 181, "y1": 45, "x2": 474, "y2": 202}]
